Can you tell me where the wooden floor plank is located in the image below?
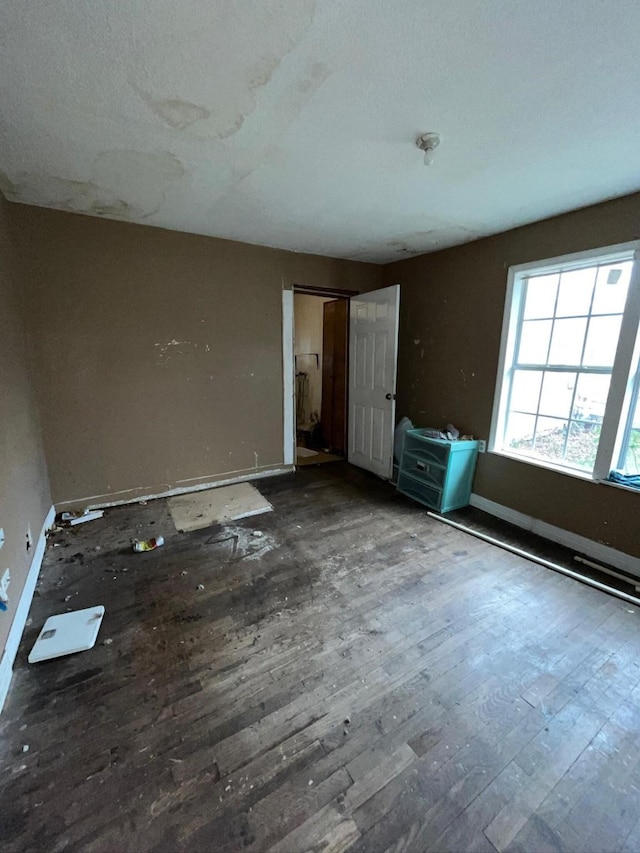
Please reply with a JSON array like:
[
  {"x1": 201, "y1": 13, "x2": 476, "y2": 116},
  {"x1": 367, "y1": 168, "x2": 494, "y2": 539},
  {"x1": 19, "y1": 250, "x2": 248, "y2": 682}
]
[{"x1": 1, "y1": 462, "x2": 639, "y2": 852}]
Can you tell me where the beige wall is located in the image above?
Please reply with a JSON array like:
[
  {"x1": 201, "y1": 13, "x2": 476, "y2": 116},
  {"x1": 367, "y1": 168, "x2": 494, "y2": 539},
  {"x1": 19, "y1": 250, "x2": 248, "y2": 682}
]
[
  {"x1": 0, "y1": 197, "x2": 51, "y2": 656},
  {"x1": 384, "y1": 192, "x2": 640, "y2": 558},
  {"x1": 294, "y1": 294, "x2": 332, "y2": 424},
  {"x1": 9, "y1": 204, "x2": 382, "y2": 508}
]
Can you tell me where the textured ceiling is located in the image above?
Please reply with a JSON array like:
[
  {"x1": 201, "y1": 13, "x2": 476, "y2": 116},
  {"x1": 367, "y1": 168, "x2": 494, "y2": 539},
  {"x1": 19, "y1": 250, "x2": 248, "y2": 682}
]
[{"x1": 2, "y1": 0, "x2": 640, "y2": 263}]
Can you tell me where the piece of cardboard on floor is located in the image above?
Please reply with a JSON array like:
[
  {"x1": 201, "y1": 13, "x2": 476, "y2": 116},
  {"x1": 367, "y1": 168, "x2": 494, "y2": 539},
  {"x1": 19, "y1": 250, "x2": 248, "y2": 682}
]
[
  {"x1": 28, "y1": 606, "x2": 105, "y2": 663},
  {"x1": 168, "y1": 482, "x2": 272, "y2": 533}
]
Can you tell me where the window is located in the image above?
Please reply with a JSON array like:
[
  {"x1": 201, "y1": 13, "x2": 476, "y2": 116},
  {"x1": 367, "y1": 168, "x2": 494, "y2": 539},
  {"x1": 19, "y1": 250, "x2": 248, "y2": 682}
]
[{"x1": 490, "y1": 243, "x2": 640, "y2": 486}]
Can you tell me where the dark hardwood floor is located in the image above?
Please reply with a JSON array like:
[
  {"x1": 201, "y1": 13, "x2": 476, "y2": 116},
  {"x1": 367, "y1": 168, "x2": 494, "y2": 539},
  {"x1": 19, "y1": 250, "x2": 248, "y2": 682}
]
[{"x1": 1, "y1": 462, "x2": 640, "y2": 852}]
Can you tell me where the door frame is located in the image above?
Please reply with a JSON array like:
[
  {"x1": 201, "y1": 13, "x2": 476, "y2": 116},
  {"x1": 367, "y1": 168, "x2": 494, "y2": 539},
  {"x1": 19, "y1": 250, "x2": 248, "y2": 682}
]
[{"x1": 283, "y1": 285, "x2": 357, "y2": 466}]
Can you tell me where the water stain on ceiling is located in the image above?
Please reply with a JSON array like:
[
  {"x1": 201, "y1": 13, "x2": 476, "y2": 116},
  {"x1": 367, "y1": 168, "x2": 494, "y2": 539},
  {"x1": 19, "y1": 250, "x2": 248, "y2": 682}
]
[
  {"x1": 1, "y1": 0, "x2": 640, "y2": 263},
  {"x1": 1, "y1": 151, "x2": 186, "y2": 221}
]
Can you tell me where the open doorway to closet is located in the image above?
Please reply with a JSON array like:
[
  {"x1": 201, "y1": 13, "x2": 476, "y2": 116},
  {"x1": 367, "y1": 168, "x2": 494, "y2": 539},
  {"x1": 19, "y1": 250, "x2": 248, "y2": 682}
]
[{"x1": 293, "y1": 288, "x2": 349, "y2": 466}]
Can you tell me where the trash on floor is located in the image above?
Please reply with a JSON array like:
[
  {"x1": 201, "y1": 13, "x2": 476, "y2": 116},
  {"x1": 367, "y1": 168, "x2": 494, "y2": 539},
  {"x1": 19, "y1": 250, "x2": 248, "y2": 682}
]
[
  {"x1": 60, "y1": 509, "x2": 105, "y2": 526},
  {"x1": 252, "y1": 530, "x2": 263, "y2": 538},
  {"x1": 132, "y1": 536, "x2": 164, "y2": 552},
  {"x1": 28, "y1": 606, "x2": 105, "y2": 663},
  {"x1": 168, "y1": 482, "x2": 272, "y2": 533}
]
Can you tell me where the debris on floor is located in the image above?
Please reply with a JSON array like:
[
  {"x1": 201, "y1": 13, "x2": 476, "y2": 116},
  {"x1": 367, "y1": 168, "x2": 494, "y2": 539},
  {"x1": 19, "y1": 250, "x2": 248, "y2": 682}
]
[
  {"x1": 132, "y1": 536, "x2": 164, "y2": 552},
  {"x1": 168, "y1": 482, "x2": 272, "y2": 533},
  {"x1": 28, "y1": 606, "x2": 105, "y2": 663},
  {"x1": 60, "y1": 509, "x2": 104, "y2": 526},
  {"x1": 197, "y1": 584, "x2": 205, "y2": 591},
  {"x1": 252, "y1": 530, "x2": 263, "y2": 538},
  {"x1": 103, "y1": 638, "x2": 113, "y2": 646},
  {"x1": 21, "y1": 745, "x2": 29, "y2": 753}
]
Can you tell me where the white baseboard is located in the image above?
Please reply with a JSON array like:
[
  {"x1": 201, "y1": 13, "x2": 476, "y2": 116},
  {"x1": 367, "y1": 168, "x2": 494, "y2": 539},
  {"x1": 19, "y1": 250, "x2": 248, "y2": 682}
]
[
  {"x1": 0, "y1": 504, "x2": 56, "y2": 714},
  {"x1": 470, "y1": 493, "x2": 640, "y2": 578},
  {"x1": 55, "y1": 465, "x2": 295, "y2": 511}
]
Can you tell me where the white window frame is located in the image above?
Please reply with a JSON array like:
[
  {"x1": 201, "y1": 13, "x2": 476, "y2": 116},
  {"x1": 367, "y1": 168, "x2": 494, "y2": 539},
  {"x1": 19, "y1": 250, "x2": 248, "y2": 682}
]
[{"x1": 489, "y1": 241, "x2": 640, "y2": 485}]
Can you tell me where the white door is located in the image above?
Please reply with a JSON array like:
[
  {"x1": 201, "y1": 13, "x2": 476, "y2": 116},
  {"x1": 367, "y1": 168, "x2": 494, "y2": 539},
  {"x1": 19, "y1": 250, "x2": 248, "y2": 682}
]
[{"x1": 348, "y1": 284, "x2": 400, "y2": 478}]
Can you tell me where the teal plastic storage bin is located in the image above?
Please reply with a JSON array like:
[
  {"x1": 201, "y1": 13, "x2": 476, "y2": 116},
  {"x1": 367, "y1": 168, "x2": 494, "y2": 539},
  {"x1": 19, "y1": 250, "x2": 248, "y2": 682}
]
[{"x1": 397, "y1": 430, "x2": 478, "y2": 513}]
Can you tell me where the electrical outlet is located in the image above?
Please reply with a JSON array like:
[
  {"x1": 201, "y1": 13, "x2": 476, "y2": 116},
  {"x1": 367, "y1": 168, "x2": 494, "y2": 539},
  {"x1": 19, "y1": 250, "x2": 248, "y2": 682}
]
[{"x1": 478, "y1": 440, "x2": 487, "y2": 453}]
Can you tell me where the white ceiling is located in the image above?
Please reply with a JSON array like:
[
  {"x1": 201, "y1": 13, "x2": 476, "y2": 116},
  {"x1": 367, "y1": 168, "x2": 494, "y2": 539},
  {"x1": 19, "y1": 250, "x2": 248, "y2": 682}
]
[{"x1": 2, "y1": 1, "x2": 640, "y2": 264}]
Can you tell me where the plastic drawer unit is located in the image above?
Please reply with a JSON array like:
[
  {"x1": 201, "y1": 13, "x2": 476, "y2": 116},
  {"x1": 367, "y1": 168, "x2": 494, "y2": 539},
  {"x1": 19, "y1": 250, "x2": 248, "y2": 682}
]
[{"x1": 397, "y1": 430, "x2": 479, "y2": 513}]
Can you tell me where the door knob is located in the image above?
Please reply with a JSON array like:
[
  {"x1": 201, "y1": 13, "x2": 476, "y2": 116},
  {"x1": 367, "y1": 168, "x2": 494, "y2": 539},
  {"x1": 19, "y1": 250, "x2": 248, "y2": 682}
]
[{"x1": 385, "y1": 393, "x2": 396, "y2": 400}]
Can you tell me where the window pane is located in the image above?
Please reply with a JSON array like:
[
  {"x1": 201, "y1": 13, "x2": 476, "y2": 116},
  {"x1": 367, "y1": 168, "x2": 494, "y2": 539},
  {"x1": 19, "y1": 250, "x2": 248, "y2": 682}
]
[
  {"x1": 534, "y1": 417, "x2": 568, "y2": 463},
  {"x1": 621, "y1": 429, "x2": 640, "y2": 475},
  {"x1": 582, "y1": 315, "x2": 622, "y2": 367},
  {"x1": 571, "y1": 373, "x2": 611, "y2": 422},
  {"x1": 506, "y1": 412, "x2": 535, "y2": 451},
  {"x1": 518, "y1": 320, "x2": 552, "y2": 364},
  {"x1": 548, "y1": 317, "x2": 587, "y2": 365},
  {"x1": 591, "y1": 261, "x2": 633, "y2": 315},
  {"x1": 620, "y1": 392, "x2": 640, "y2": 475},
  {"x1": 539, "y1": 372, "x2": 576, "y2": 419},
  {"x1": 496, "y1": 253, "x2": 636, "y2": 476},
  {"x1": 565, "y1": 421, "x2": 601, "y2": 471},
  {"x1": 510, "y1": 370, "x2": 542, "y2": 413},
  {"x1": 555, "y1": 267, "x2": 596, "y2": 317},
  {"x1": 523, "y1": 274, "x2": 558, "y2": 319}
]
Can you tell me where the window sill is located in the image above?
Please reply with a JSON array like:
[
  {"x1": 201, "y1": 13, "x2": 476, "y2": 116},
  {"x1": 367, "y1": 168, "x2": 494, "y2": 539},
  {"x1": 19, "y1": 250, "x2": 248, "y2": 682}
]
[
  {"x1": 597, "y1": 478, "x2": 640, "y2": 495},
  {"x1": 489, "y1": 448, "x2": 595, "y2": 482},
  {"x1": 489, "y1": 448, "x2": 640, "y2": 495}
]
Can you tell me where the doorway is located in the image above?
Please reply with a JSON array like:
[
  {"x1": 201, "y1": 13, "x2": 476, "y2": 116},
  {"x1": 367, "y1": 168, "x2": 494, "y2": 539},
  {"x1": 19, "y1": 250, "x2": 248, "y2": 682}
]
[
  {"x1": 293, "y1": 290, "x2": 348, "y2": 466},
  {"x1": 282, "y1": 284, "x2": 401, "y2": 478}
]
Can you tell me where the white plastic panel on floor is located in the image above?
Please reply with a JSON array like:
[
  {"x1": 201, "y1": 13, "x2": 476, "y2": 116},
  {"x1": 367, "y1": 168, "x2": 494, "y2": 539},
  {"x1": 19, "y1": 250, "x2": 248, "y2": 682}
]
[
  {"x1": 168, "y1": 482, "x2": 272, "y2": 533},
  {"x1": 28, "y1": 606, "x2": 105, "y2": 663},
  {"x1": 296, "y1": 447, "x2": 318, "y2": 458}
]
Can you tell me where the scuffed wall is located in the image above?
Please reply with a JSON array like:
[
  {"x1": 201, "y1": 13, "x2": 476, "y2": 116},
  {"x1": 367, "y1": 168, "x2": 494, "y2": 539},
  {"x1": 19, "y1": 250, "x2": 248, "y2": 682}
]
[
  {"x1": 384, "y1": 192, "x2": 640, "y2": 557},
  {"x1": 10, "y1": 204, "x2": 382, "y2": 508},
  {"x1": 0, "y1": 195, "x2": 51, "y2": 657}
]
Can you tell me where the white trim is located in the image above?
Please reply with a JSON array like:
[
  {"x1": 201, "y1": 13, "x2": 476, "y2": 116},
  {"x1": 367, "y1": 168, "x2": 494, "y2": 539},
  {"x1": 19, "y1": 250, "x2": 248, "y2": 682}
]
[
  {"x1": 282, "y1": 290, "x2": 295, "y2": 467},
  {"x1": 508, "y1": 241, "x2": 639, "y2": 277},
  {"x1": 0, "y1": 504, "x2": 56, "y2": 714},
  {"x1": 593, "y1": 250, "x2": 640, "y2": 479},
  {"x1": 56, "y1": 466, "x2": 293, "y2": 511},
  {"x1": 469, "y1": 493, "x2": 640, "y2": 578},
  {"x1": 489, "y1": 265, "x2": 524, "y2": 451}
]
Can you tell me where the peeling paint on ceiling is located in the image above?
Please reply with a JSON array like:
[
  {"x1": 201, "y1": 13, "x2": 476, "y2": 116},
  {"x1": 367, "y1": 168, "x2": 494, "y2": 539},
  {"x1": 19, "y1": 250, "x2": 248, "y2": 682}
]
[{"x1": 1, "y1": 0, "x2": 640, "y2": 263}]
